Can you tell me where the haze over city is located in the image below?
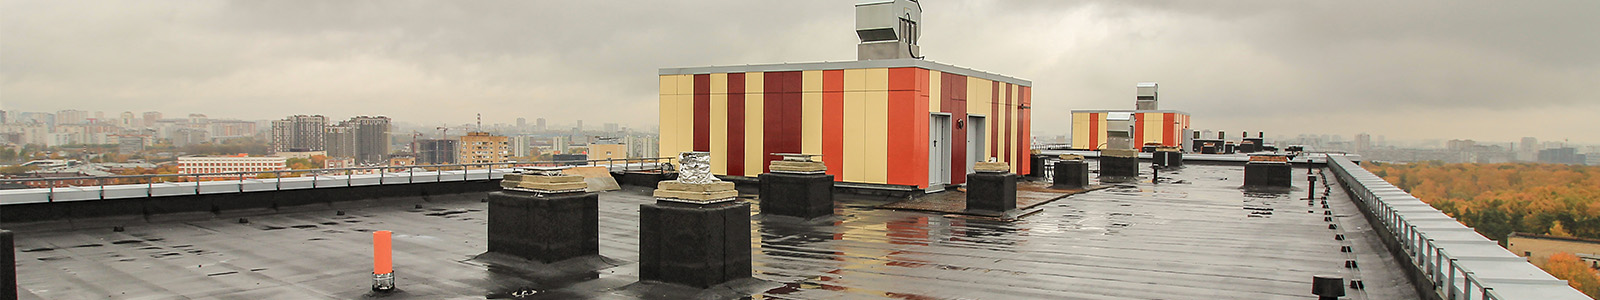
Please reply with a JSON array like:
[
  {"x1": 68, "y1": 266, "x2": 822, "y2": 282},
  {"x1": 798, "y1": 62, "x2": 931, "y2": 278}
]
[{"x1": 3, "y1": 0, "x2": 1596, "y2": 143}]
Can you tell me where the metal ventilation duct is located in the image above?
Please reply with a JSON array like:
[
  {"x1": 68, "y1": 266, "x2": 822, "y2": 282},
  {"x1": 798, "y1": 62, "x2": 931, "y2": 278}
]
[{"x1": 856, "y1": 0, "x2": 922, "y2": 60}]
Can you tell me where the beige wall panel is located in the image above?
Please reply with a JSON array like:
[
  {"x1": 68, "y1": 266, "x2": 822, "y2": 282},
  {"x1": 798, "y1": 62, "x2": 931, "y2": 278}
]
[
  {"x1": 842, "y1": 91, "x2": 866, "y2": 182},
  {"x1": 928, "y1": 70, "x2": 942, "y2": 112},
  {"x1": 803, "y1": 71, "x2": 824, "y2": 156},
  {"x1": 709, "y1": 73, "x2": 728, "y2": 174},
  {"x1": 844, "y1": 69, "x2": 867, "y2": 92},
  {"x1": 864, "y1": 90, "x2": 889, "y2": 184},
  {"x1": 745, "y1": 72, "x2": 765, "y2": 177},
  {"x1": 1072, "y1": 113, "x2": 1089, "y2": 149}
]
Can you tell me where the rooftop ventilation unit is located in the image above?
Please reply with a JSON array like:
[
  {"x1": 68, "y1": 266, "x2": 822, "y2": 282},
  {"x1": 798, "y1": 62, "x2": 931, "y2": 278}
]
[
  {"x1": 1136, "y1": 82, "x2": 1158, "y2": 110},
  {"x1": 856, "y1": 0, "x2": 922, "y2": 60}
]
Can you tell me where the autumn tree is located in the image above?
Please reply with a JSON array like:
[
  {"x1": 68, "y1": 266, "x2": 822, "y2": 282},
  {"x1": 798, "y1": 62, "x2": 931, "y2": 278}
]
[
  {"x1": 1367, "y1": 162, "x2": 1600, "y2": 242},
  {"x1": 1542, "y1": 252, "x2": 1600, "y2": 298}
]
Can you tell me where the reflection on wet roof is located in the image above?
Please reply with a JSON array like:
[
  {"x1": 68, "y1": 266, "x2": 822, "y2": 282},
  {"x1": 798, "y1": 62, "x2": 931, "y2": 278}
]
[{"x1": 10, "y1": 164, "x2": 1420, "y2": 299}]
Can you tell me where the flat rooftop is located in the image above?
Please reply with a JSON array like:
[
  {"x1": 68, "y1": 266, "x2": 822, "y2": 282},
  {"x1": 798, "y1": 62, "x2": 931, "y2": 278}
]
[
  {"x1": 9, "y1": 163, "x2": 1418, "y2": 299},
  {"x1": 658, "y1": 58, "x2": 1032, "y2": 86}
]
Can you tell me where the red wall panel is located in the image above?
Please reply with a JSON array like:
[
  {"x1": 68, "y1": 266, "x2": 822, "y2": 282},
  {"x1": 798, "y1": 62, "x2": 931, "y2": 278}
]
[
  {"x1": 1163, "y1": 113, "x2": 1175, "y2": 146},
  {"x1": 887, "y1": 68, "x2": 918, "y2": 186},
  {"x1": 726, "y1": 73, "x2": 745, "y2": 175},
  {"x1": 693, "y1": 74, "x2": 710, "y2": 152},
  {"x1": 763, "y1": 71, "x2": 803, "y2": 173},
  {"x1": 823, "y1": 70, "x2": 845, "y2": 181}
]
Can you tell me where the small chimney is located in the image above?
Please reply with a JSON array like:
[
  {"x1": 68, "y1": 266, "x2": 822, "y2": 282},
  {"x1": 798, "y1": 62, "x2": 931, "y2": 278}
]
[{"x1": 1311, "y1": 275, "x2": 1345, "y2": 300}]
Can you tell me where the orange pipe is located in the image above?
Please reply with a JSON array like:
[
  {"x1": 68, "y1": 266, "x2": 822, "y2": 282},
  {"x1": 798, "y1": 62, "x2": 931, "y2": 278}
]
[{"x1": 373, "y1": 230, "x2": 392, "y2": 274}]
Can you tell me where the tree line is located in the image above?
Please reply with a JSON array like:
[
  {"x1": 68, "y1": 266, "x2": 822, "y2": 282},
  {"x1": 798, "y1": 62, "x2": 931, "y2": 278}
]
[{"x1": 1368, "y1": 162, "x2": 1600, "y2": 241}]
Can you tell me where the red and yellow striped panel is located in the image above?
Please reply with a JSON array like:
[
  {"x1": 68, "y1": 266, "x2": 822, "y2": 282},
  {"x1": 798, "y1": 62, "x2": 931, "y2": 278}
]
[{"x1": 658, "y1": 66, "x2": 1031, "y2": 189}]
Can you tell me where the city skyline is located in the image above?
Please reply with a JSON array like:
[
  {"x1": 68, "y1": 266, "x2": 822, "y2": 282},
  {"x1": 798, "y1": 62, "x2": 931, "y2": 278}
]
[{"x1": 3, "y1": 1, "x2": 1597, "y2": 143}]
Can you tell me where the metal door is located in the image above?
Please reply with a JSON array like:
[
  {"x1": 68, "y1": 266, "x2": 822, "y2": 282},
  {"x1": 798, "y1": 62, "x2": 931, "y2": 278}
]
[
  {"x1": 967, "y1": 115, "x2": 986, "y2": 173},
  {"x1": 929, "y1": 114, "x2": 951, "y2": 189}
]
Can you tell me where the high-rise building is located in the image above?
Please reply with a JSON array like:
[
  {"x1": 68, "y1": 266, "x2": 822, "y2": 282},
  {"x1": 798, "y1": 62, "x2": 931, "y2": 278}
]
[
  {"x1": 119, "y1": 111, "x2": 136, "y2": 128},
  {"x1": 1518, "y1": 137, "x2": 1540, "y2": 162},
  {"x1": 142, "y1": 111, "x2": 162, "y2": 127},
  {"x1": 206, "y1": 120, "x2": 257, "y2": 139},
  {"x1": 516, "y1": 118, "x2": 527, "y2": 128},
  {"x1": 550, "y1": 135, "x2": 571, "y2": 154},
  {"x1": 347, "y1": 116, "x2": 392, "y2": 164},
  {"x1": 458, "y1": 132, "x2": 509, "y2": 165},
  {"x1": 56, "y1": 110, "x2": 89, "y2": 125},
  {"x1": 269, "y1": 115, "x2": 327, "y2": 152},
  {"x1": 576, "y1": 120, "x2": 583, "y2": 131},
  {"x1": 324, "y1": 125, "x2": 358, "y2": 159},
  {"x1": 604, "y1": 123, "x2": 620, "y2": 133},
  {"x1": 625, "y1": 135, "x2": 659, "y2": 158},
  {"x1": 1354, "y1": 133, "x2": 1372, "y2": 153},
  {"x1": 510, "y1": 135, "x2": 535, "y2": 157},
  {"x1": 170, "y1": 128, "x2": 209, "y2": 147},
  {"x1": 417, "y1": 139, "x2": 458, "y2": 165},
  {"x1": 536, "y1": 118, "x2": 547, "y2": 131}
]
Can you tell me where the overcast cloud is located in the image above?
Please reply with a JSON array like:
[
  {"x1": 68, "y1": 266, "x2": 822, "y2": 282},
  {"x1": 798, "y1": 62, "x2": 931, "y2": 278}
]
[{"x1": 3, "y1": 0, "x2": 1597, "y2": 143}]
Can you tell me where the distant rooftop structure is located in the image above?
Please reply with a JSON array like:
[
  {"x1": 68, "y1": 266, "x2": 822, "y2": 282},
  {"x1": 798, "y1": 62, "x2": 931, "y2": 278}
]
[{"x1": 1136, "y1": 82, "x2": 1158, "y2": 110}]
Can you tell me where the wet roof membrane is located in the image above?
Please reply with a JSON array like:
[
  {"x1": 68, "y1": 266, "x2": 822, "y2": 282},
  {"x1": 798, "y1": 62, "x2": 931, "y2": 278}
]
[{"x1": 9, "y1": 163, "x2": 1419, "y2": 299}]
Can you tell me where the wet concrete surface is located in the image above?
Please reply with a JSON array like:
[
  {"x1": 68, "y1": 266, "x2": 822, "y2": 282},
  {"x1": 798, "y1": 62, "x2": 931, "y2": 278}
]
[
  {"x1": 9, "y1": 163, "x2": 1419, "y2": 299},
  {"x1": 876, "y1": 181, "x2": 1105, "y2": 219}
]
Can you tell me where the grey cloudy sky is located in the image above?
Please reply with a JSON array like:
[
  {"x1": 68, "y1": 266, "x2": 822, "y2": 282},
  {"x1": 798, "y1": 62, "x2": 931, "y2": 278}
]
[{"x1": 3, "y1": 0, "x2": 1597, "y2": 143}]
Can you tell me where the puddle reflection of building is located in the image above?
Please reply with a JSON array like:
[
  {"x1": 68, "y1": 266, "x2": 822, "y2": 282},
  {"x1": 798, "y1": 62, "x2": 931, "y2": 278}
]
[
  {"x1": 885, "y1": 216, "x2": 931, "y2": 269},
  {"x1": 948, "y1": 218, "x2": 1021, "y2": 247},
  {"x1": 758, "y1": 220, "x2": 850, "y2": 293},
  {"x1": 760, "y1": 221, "x2": 846, "y2": 261}
]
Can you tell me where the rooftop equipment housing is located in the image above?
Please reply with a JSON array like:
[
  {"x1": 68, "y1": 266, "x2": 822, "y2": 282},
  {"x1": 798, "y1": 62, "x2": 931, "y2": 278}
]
[
  {"x1": 1136, "y1": 82, "x2": 1158, "y2": 110},
  {"x1": 856, "y1": 0, "x2": 922, "y2": 60}
]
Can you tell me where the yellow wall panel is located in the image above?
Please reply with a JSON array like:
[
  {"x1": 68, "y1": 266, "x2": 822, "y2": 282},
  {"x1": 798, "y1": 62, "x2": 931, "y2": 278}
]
[
  {"x1": 745, "y1": 72, "x2": 765, "y2": 177},
  {"x1": 803, "y1": 71, "x2": 824, "y2": 156},
  {"x1": 864, "y1": 68, "x2": 888, "y2": 91},
  {"x1": 709, "y1": 73, "x2": 728, "y2": 174},
  {"x1": 844, "y1": 69, "x2": 867, "y2": 92},
  {"x1": 659, "y1": 75, "x2": 677, "y2": 96},
  {"x1": 1142, "y1": 113, "x2": 1162, "y2": 145},
  {"x1": 1072, "y1": 113, "x2": 1089, "y2": 149},
  {"x1": 842, "y1": 91, "x2": 865, "y2": 182},
  {"x1": 864, "y1": 90, "x2": 889, "y2": 184},
  {"x1": 803, "y1": 70, "x2": 823, "y2": 92},
  {"x1": 658, "y1": 87, "x2": 677, "y2": 159},
  {"x1": 1097, "y1": 115, "x2": 1108, "y2": 149},
  {"x1": 967, "y1": 77, "x2": 992, "y2": 158},
  {"x1": 676, "y1": 74, "x2": 694, "y2": 97},
  {"x1": 802, "y1": 93, "x2": 822, "y2": 156},
  {"x1": 928, "y1": 71, "x2": 942, "y2": 112}
]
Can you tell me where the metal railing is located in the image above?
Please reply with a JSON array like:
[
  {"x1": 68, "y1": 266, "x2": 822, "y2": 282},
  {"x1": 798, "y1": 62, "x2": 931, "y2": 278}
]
[
  {"x1": 1327, "y1": 156, "x2": 1587, "y2": 300},
  {"x1": 1, "y1": 156, "x2": 676, "y2": 204}
]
